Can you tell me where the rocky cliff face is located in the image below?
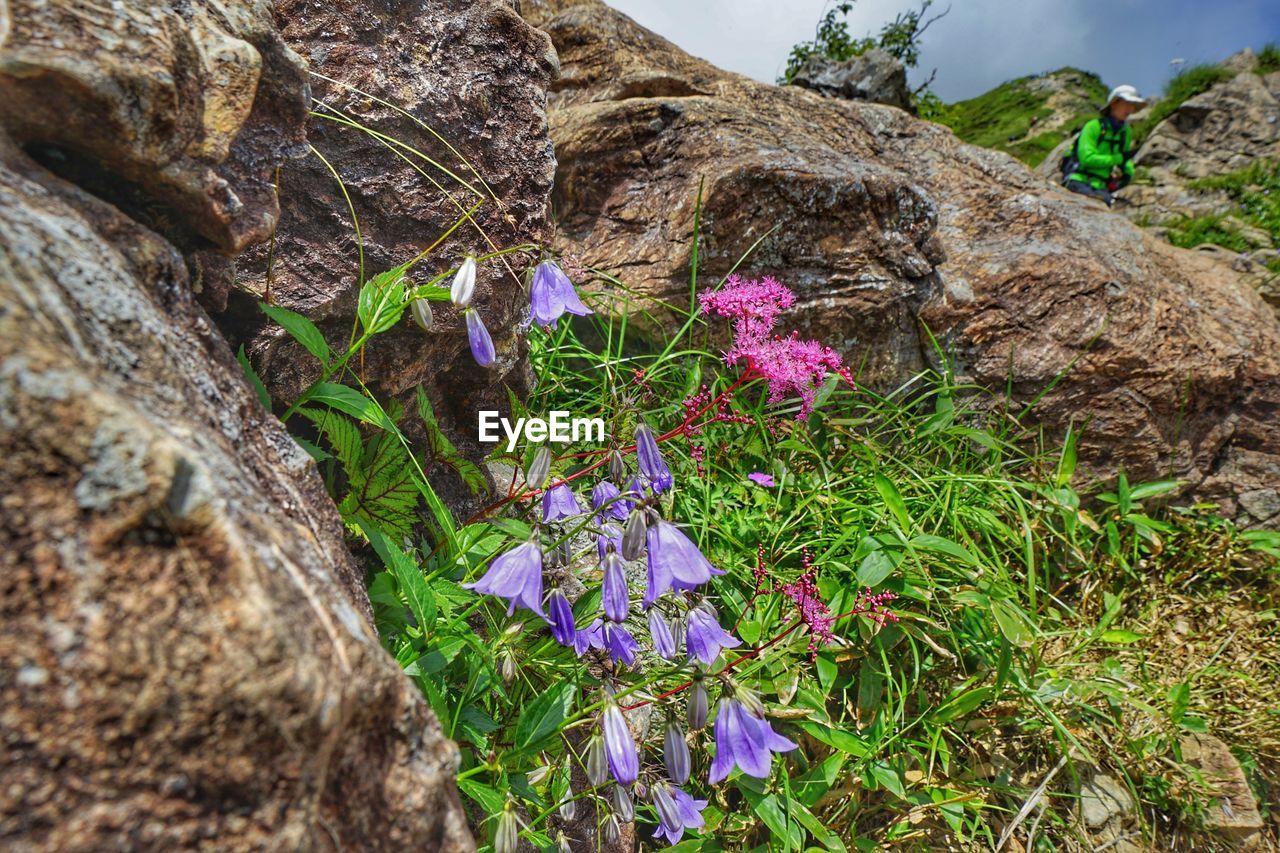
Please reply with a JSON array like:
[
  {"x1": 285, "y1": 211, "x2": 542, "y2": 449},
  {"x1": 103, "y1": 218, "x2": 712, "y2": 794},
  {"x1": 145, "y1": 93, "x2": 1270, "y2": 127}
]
[
  {"x1": 0, "y1": 0, "x2": 549, "y2": 847},
  {"x1": 229, "y1": 1, "x2": 558, "y2": 511},
  {"x1": 523, "y1": 0, "x2": 1280, "y2": 526}
]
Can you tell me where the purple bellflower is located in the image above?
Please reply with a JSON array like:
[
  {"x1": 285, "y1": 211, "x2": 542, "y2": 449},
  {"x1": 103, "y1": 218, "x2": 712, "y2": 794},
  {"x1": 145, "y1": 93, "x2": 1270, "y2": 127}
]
[
  {"x1": 708, "y1": 696, "x2": 798, "y2": 784},
  {"x1": 547, "y1": 588, "x2": 576, "y2": 646},
  {"x1": 664, "y1": 720, "x2": 691, "y2": 784},
  {"x1": 634, "y1": 423, "x2": 673, "y2": 493},
  {"x1": 602, "y1": 703, "x2": 638, "y2": 786},
  {"x1": 649, "y1": 607, "x2": 677, "y2": 659},
  {"x1": 644, "y1": 519, "x2": 724, "y2": 605},
  {"x1": 602, "y1": 552, "x2": 629, "y2": 622},
  {"x1": 602, "y1": 620, "x2": 638, "y2": 666},
  {"x1": 542, "y1": 482, "x2": 583, "y2": 523},
  {"x1": 596, "y1": 522, "x2": 623, "y2": 562},
  {"x1": 463, "y1": 539, "x2": 545, "y2": 618},
  {"x1": 574, "y1": 618, "x2": 604, "y2": 656},
  {"x1": 464, "y1": 309, "x2": 495, "y2": 367},
  {"x1": 531, "y1": 259, "x2": 592, "y2": 327},
  {"x1": 591, "y1": 480, "x2": 631, "y2": 523},
  {"x1": 650, "y1": 781, "x2": 708, "y2": 844},
  {"x1": 685, "y1": 604, "x2": 741, "y2": 665}
]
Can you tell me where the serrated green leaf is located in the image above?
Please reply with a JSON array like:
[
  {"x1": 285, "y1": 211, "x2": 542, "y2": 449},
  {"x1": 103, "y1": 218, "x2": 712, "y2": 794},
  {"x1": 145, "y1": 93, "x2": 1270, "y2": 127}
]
[
  {"x1": 514, "y1": 682, "x2": 574, "y2": 751},
  {"x1": 416, "y1": 385, "x2": 487, "y2": 496},
  {"x1": 358, "y1": 266, "x2": 409, "y2": 337},
  {"x1": 260, "y1": 302, "x2": 330, "y2": 366}
]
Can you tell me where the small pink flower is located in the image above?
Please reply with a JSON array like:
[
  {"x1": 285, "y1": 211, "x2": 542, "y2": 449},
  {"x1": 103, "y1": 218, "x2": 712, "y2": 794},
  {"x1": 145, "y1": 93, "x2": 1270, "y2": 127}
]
[{"x1": 747, "y1": 472, "x2": 775, "y2": 487}]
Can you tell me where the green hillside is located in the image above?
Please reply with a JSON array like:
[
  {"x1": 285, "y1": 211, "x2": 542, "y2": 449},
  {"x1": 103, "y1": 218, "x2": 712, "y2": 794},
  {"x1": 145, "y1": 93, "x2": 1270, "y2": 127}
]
[{"x1": 930, "y1": 67, "x2": 1110, "y2": 166}]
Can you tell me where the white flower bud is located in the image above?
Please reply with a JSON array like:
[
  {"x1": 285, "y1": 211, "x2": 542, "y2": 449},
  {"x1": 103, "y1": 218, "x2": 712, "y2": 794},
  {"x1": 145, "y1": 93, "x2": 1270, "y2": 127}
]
[
  {"x1": 410, "y1": 298, "x2": 434, "y2": 330},
  {"x1": 450, "y1": 256, "x2": 477, "y2": 307}
]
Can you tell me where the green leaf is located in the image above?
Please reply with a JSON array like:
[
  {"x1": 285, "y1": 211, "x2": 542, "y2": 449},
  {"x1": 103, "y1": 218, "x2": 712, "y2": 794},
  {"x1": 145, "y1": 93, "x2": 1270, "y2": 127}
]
[
  {"x1": 874, "y1": 473, "x2": 912, "y2": 531},
  {"x1": 297, "y1": 407, "x2": 363, "y2": 474},
  {"x1": 236, "y1": 344, "x2": 272, "y2": 409},
  {"x1": 363, "y1": 523, "x2": 437, "y2": 631},
  {"x1": 259, "y1": 302, "x2": 331, "y2": 366},
  {"x1": 910, "y1": 534, "x2": 979, "y2": 566},
  {"x1": 457, "y1": 779, "x2": 505, "y2": 815},
  {"x1": 991, "y1": 599, "x2": 1034, "y2": 646},
  {"x1": 856, "y1": 550, "x2": 895, "y2": 587},
  {"x1": 515, "y1": 682, "x2": 575, "y2": 751},
  {"x1": 932, "y1": 685, "x2": 994, "y2": 724},
  {"x1": 358, "y1": 265, "x2": 410, "y2": 337},
  {"x1": 309, "y1": 383, "x2": 394, "y2": 430},
  {"x1": 1168, "y1": 682, "x2": 1191, "y2": 724},
  {"x1": 416, "y1": 385, "x2": 487, "y2": 496},
  {"x1": 737, "y1": 787, "x2": 801, "y2": 849},
  {"x1": 1056, "y1": 424, "x2": 1078, "y2": 487},
  {"x1": 1099, "y1": 629, "x2": 1144, "y2": 645}
]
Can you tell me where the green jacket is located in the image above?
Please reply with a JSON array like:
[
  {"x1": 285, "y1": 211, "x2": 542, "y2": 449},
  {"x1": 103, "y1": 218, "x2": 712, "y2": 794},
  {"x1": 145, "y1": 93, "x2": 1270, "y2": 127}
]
[{"x1": 1067, "y1": 116, "x2": 1135, "y2": 190}]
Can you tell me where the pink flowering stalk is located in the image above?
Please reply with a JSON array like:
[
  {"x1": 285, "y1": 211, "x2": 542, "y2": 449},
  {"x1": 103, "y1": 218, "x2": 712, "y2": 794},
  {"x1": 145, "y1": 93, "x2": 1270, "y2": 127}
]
[{"x1": 699, "y1": 275, "x2": 852, "y2": 419}]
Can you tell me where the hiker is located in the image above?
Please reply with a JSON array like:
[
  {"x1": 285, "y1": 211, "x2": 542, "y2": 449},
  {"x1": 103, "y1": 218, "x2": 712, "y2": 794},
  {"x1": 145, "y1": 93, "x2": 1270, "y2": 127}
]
[{"x1": 1061, "y1": 84, "x2": 1147, "y2": 206}]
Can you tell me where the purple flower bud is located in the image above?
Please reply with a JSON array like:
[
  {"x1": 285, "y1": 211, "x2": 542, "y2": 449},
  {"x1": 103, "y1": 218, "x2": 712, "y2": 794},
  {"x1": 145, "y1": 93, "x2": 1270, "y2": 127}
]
[
  {"x1": 602, "y1": 620, "x2": 638, "y2": 666},
  {"x1": 634, "y1": 422, "x2": 673, "y2": 492},
  {"x1": 612, "y1": 783, "x2": 634, "y2": 822},
  {"x1": 526, "y1": 447, "x2": 551, "y2": 490},
  {"x1": 707, "y1": 697, "x2": 798, "y2": 784},
  {"x1": 649, "y1": 607, "x2": 676, "y2": 659},
  {"x1": 685, "y1": 603, "x2": 741, "y2": 666},
  {"x1": 602, "y1": 703, "x2": 638, "y2": 786},
  {"x1": 541, "y1": 482, "x2": 582, "y2": 523},
  {"x1": 531, "y1": 259, "x2": 593, "y2": 327},
  {"x1": 462, "y1": 540, "x2": 545, "y2": 618},
  {"x1": 450, "y1": 256, "x2": 477, "y2": 307},
  {"x1": 596, "y1": 522, "x2": 622, "y2": 562},
  {"x1": 602, "y1": 552, "x2": 629, "y2": 622},
  {"x1": 585, "y1": 735, "x2": 608, "y2": 786},
  {"x1": 464, "y1": 309, "x2": 495, "y2": 367},
  {"x1": 622, "y1": 509, "x2": 647, "y2": 562},
  {"x1": 650, "y1": 781, "x2": 708, "y2": 845},
  {"x1": 591, "y1": 480, "x2": 630, "y2": 523},
  {"x1": 664, "y1": 720, "x2": 690, "y2": 784},
  {"x1": 608, "y1": 449, "x2": 626, "y2": 482},
  {"x1": 645, "y1": 519, "x2": 723, "y2": 605},
  {"x1": 688, "y1": 679, "x2": 709, "y2": 730},
  {"x1": 547, "y1": 588, "x2": 576, "y2": 647}
]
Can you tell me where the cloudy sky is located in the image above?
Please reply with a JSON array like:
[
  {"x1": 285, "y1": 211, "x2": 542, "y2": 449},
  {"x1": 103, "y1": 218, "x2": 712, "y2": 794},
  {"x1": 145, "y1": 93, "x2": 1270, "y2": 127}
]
[{"x1": 607, "y1": 0, "x2": 1280, "y2": 102}]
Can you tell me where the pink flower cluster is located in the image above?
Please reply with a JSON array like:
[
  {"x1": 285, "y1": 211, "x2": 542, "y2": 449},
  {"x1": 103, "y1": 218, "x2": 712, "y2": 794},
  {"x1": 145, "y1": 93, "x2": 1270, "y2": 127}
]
[{"x1": 698, "y1": 275, "x2": 851, "y2": 419}]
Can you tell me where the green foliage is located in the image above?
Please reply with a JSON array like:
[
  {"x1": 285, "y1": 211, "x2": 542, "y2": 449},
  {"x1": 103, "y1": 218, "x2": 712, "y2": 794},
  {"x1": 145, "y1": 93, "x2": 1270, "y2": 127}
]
[
  {"x1": 929, "y1": 67, "x2": 1109, "y2": 166},
  {"x1": 780, "y1": 0, "x2": 941, "y2": 84},
  {"x1": 1162, "y1": 160, "x2": 1280, "y2": 269},
  {"x1": 1132, "y1": 63, "x2": 1237, "y2": 144},
  {"x1": 1256, "y1": 42, "x2": 1280, "y2": 75}
]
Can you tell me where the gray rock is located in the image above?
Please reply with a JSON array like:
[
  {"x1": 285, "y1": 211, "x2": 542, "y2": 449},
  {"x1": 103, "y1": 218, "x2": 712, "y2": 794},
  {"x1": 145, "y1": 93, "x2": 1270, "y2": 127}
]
[
  {"x1": 1079, "y1": 774, "x2": 1135, "y2": 828},
  {"x1": 791, "y1": 48, "x2": 914, "y2": 112}
]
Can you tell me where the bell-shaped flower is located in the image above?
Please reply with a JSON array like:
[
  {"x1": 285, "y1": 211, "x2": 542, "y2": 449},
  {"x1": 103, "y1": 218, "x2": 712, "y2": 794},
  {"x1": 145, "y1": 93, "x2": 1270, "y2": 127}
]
[
  {"x1": 530, "y1": 259, "x2": 592, "y2": 327},
  {"x1": 663, "y1": 720, "x2": 690, "y2": 784},
  {"x1": 542, "y1": 482, "x2": 582, "y2": 523},
  {"x1": 621, "y1": 509, "x2": 647, "y2": 562},
  {"x1": 685, "y1": 603, "x2": 740, "y2": 665},
  {"x1": 644, "y1": 519, "x2": 723, "y2": 605},
  {"x1": 648, "y1": 607, "x2": 676, "y2": 659},
  {"x1": 707, "y1": 696, "x2": 798, "y2": 784},
  {"x1": 591, "y1": 479, "x2": 631, "y2": 523},
  {"x1": 650, "y1": 781, "x2": 707, "y2": 845},
  {"x1": 410, "y1": 298, "x2": 434, "y2": 330},
  {"x1": 612, "y1": 784, "x2": 635, "y2": 821},
  {"x1": 462, "y1": 540, "x2": 545, "y2": 618},
  {"x1": 602, "y1": 620, "x2": 638, "y2": 666},
  {"x1": 574, "y1": 618, "x2": 604, "y2": 657},
  {"x1": 465, "y1": 309, "x2": 495, "y2": 367},
  {"x1": 526, "y1": 447, "x2": 552, "y2": 490},
  {"x1": 602, "y1": 703, "x2": 638, "y2": 786},
  {"x1": 596, "y1": 522, "x2": 622, "y2": 563},
  {"x1": 450, "y1": 256, "x2": 477, "y2": 306},
  {"x1": 547, "y1": 588, "x2": 576, "y2": 647},
  {"x1": 602, "y1": 552, "x2": 629, "y2": 622},
  {"x1": 634, "y1": 422, "x2": 673, "y2": 493}
]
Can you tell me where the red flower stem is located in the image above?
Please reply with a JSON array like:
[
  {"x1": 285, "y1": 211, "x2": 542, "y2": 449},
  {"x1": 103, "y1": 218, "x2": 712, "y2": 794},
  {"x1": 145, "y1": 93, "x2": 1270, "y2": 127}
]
[
  {"x1": 463, "y1": 369, "x2": 759, "y2": 525},
  {"x1": 620, "y1": 601, "x2": 883, "y2": 711}
]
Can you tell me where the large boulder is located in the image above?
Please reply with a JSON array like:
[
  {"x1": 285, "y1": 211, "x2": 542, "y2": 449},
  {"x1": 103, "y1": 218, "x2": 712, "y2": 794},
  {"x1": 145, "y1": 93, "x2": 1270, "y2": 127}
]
[
  {"x1": 229, "y1": 0, "x2": 559, "y2": 510},
  {"x1": 524, "y1": 0, "x2": 1280, "y2": 525},
  {"x1": 790, "y1": 48, "x2": 914, "y2": 112},
  {"x1": 0, "y1": 1, "x2": 472, "y2": 848}
]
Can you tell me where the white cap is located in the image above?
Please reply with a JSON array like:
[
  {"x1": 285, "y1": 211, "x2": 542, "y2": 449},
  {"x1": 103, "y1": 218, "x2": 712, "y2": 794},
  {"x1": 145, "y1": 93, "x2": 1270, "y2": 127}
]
[{"x1": 1106, "y1": 84, "x2": 1147, "y2": 106}]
